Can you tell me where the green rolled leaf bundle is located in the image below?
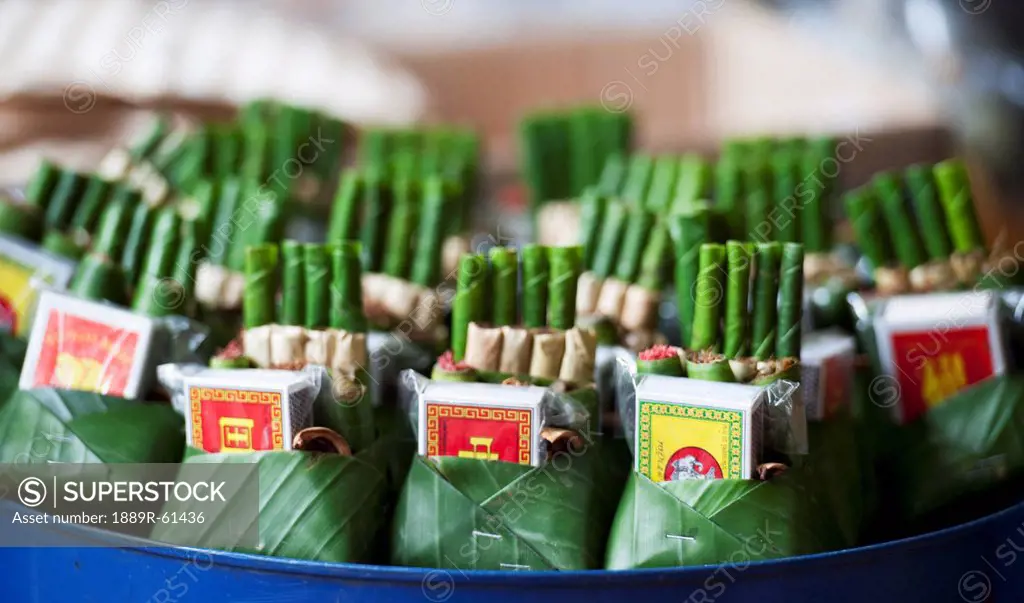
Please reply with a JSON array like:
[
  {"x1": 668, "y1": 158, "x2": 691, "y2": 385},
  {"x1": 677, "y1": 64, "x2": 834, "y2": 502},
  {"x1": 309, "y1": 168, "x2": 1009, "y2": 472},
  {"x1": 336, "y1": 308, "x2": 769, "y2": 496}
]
[
  {"x1": 131, "y1": 208, "x2": 182, "y2": 317},
  {"x1": 490, "y1": 246, "x2": 518, "y2": 326},
  {"x1": 44, "y1": 169, "x2": 86, "y2": 231},
  {"x1": 843, "y1": 187, "x2": 891, "y2": 270},
  {"x1": 933, "y1": 159, "x2": 985, "y2": 254},
  {"x1": 905, "y1": 164, "x2": 952, "y2": 261},
  {"x1": 520, "y1": 106, "x2": 632, "y2": 210},
  {"x1": 410, "y1": 175, "x2": 446, "y2": 286},
  {"x1": 451, "y1": 253, "x2": 488, "y2": 361},
  {"x1": 723, "y1": 241, "x2": 753, "y2": 358},
  {"x1": 522, "y1": 244, "x2": 549, "y2": 329},
  {"x1": 304, "y1": 244, "x2": 331, "y2": 330},
  {"x1": 751, "y1": 242, "x2": 781, "y2": 360},
  {"x1": 673, "y1": 154, "x2": 711, "y2": 214},
  {"x1": 392, "y1": 445, "x2": 620, "y2": 570},
  {"x1": 621, "y1": 154, "x2": 653, "y2": 206},
  {"x1": 670, "y1": 205, "x2": 714, "y2": 348},
  {"x1": 614, "y1": 207, "x2": 654, "y2": 284},
  {"x1": 383, "y1": 178, "x2": 417, "y2": 279},
  {"x1": 578, "y1": 188, "x2": 606, "y2": 270},
  {"x1": 243, "y1": 244, "x2": 279, "y2": 329},
  {"x1": 775, "y1": 242, "x2": 804, "y2": 359},
  {"x1": 689, "y1": 243, "x2": 725, "y2": 351},
  {"x1": 685, "y1": 350, "x2": 735, "y2": 383},
  {"x1": 547, "y1": 245, "x2": 582, "y2": 331},
  {"x1": 330, "y1": 241, "x2": 367, "y2": 333},
  {"x1": 771, "y1": 149, "x2": 800, "y2": 243},
  {"x1": 41, "y1": 231, "x2": 83, "y2": 261},
  {"x1": 280, "y1": 240, "x2": 305, "y2": 326},
  {"x1": 873, "y1": 172, "x2": 926, "y2": 270}
]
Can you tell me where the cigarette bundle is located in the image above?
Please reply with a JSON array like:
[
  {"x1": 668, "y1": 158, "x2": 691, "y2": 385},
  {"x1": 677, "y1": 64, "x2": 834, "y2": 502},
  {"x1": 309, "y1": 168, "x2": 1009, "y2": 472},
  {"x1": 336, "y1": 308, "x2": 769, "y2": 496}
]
[
  {"x1": 844, "y1": 160, "x2": 999, "y2": 295},
  {"x1": 440, "y1": 246, "x2": 597, "y2": 387},
  {"x1": 519, "y1": 105, "x2": 632, "y2": 214},
  {"x1": 240, "y1": 241, "x2": 370, "y2": 375}
]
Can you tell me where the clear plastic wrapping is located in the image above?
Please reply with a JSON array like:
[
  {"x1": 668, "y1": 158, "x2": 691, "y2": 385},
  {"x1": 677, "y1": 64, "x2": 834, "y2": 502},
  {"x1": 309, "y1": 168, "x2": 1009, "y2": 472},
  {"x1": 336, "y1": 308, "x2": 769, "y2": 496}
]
[
  {"x1": 399, "y1": 368, "x2": 592, "y2": 467},
  {"x1": 18, "y1": 289, "x2": 209, "y2": 399},
  {"x1": 157, "y1": 362, "x2": 322, "y2": 452},
  {"x1": 614, "y1": 356, "x2": 806, "y2": 479},
  {"x1": 367, "y1": 330, "x2": 435, "y2": 407}
]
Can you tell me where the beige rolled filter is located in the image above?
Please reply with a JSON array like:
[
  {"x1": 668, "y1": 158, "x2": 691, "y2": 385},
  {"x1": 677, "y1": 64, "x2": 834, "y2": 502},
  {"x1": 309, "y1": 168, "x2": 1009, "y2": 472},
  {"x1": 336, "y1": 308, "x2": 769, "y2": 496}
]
[
  {"x1": 529, "y1": 330, "x2": 566, "y2": 380},
  {"x1": 304, "y1": 328, "x2": 337, "y2": 367},
  {"x1": 464, "y1": 322, "x2": 503, "y2": 371},
  {"x1": 619, "y1": 284, "x2": 659, "y2": 331},
  {"x1": 576, "y1": 271, "x2": 603, "y2": 317},
  {"x1": 595, "y1": 278, "x2": 629, "y2": 321},
  {"x1": 194, "y1": 262, "x2": 227, "y2": 308},
  {"x1": 558, "y1": 326, "x2": 597, "y2": 384},
  {"x1": 333, "y1": 330, "x2": 369, "y2": 374},
  {"x1": 270, "y1": 325, "x2": 308, "y2": 368},
  {"x1": 498, "y1": 326, "x2": 533, "y2": 374},
  {"x1": 242, "y1": 324, "x2": 273, "y2": 368}
]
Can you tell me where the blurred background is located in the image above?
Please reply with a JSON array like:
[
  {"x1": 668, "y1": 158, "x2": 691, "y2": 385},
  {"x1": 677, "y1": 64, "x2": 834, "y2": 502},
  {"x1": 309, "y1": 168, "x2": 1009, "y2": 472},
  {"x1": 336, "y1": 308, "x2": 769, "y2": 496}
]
[{"x1": 0, "y1": 0, "x2": 1018, "y2": 235}]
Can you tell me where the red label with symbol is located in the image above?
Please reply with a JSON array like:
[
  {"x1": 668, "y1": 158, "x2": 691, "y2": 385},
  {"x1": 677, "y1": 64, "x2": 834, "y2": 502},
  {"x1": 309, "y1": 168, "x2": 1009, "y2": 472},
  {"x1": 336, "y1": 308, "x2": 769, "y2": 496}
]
[
  {"x1": 890, "y1": 326, "x2": 994, "y2": 423},
  {"x1": 425, "y1": 402, "x2": 533, "y2": 465},
  {"x1": 32, "y1": 311, "x2": 139, "y2": 396},
  {"x1": 189, "y1": 387, "x2": 285, "y2": 453}
]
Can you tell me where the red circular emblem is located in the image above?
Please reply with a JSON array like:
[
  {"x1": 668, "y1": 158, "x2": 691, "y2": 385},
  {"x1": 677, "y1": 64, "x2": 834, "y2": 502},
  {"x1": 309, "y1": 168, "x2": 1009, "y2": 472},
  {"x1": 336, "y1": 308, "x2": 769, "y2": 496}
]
[{"x1": 664, "y1": 447, "x2": 723, "y2": 481}]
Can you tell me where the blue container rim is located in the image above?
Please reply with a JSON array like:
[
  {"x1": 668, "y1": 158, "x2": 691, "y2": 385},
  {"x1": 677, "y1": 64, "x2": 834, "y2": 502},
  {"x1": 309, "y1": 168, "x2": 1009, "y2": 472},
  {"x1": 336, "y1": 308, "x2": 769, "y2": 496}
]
[{"x1": 18, "y1": 496, "x2": 1023, "y2": 585}]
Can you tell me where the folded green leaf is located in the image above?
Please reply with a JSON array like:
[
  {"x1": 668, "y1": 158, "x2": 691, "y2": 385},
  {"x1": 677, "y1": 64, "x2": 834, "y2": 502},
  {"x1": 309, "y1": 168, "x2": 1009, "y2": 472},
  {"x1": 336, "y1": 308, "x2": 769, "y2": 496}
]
[
  {"x1": 393, "y1": 443, "x2": 623, "y2": 570},
  {"x1": 0, "y1": 389, "x2": 184, "y2": 463},
  {"x1": 606, "y1": 470, "x2": 849, "y2": 568},
  {"x1": 152, "y1": 441, "x2": 390, "y2": 563}
]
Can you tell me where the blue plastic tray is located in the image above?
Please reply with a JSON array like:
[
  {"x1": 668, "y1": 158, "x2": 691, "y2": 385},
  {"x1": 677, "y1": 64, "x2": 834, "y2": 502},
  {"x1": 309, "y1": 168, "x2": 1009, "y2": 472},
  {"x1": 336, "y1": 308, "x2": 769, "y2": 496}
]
[{"x1": 0, "y1": 498, "x2": 1020, "y2": 602}]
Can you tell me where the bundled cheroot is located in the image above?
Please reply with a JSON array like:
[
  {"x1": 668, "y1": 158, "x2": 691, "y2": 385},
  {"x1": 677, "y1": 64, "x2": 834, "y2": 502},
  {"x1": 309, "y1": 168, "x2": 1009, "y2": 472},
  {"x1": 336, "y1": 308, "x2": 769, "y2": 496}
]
[
  {"x1": 435, "y1": 245, "x2": 598, "y2": 388},
  {"x1": 844, "y1": 159, "x2": 989, "y2": 294},
  {"x1": 520, "y1": 105, "x2": 632, "y2": 211},
  {"x1": 326, "y1": 126, "x2": 480, "y2": 335},
  {"x1": 638, "y1": 241, "x2": 804, "y2": 385}
]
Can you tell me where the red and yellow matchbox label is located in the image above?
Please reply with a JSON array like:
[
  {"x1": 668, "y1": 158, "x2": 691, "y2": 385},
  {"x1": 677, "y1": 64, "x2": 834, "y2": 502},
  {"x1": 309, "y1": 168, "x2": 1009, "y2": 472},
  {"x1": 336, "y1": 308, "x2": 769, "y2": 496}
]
[
  {"x1": 32, "y1": 310, "x2": 140, "y2": 396},
  {"x1": 189, "y1": 386, "x2": 285, "y2": 453},
  {"x1": 425, "y1": 402, "x2": 533, "y2": 465},
  {"x1": 637, "y1": 401, "x2": 743, "y2": 482},
  {"x1": 890, "y1": 326, "x2": 994, "y2": 423}
]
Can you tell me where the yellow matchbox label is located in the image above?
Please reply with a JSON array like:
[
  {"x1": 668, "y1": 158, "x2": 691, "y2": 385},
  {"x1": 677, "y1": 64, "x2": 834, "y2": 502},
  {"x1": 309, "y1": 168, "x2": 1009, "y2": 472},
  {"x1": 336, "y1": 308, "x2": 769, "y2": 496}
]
[
  {"x1": 637, "y1": 401, "x2": 744, "y2": 482},
  {"x1": 0, "y1": 254, "x2": 37, "y2": 337}
]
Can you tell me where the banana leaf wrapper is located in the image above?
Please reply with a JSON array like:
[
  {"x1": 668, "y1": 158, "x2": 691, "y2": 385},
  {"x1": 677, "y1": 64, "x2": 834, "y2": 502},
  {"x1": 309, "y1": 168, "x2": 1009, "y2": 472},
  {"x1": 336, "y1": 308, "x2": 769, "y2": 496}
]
[
  {"x1": 392, "y1": 441, "x2": 626, "y2": 570},
  {"x1": 0, "y1": 333, "x2": 27, "y2": 407},
  {"x1": 0, "y1": 388, "x2": 184, "y2": 463},
  {"x1": 152, "y1": 437, "x2": 393, "y2": 564},
  {"x1": 685, "y1": 356, "x2": 736, "y2": 382},
  {"x1": 605, "y1": 468, "x2": 853, "y2": 569},
  {"x1": 891, "y1": 375, "x2": 1024, "y2": 532}
]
